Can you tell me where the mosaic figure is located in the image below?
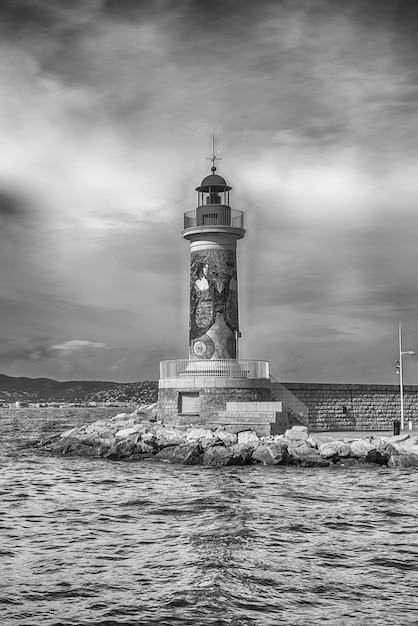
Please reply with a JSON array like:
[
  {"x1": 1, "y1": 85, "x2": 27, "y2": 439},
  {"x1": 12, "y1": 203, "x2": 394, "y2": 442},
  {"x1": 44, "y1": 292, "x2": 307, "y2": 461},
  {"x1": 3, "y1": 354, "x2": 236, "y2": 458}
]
[
  {"x1": 191, "y1": 262, "x2": 215, "y2": 339},
  {"x1": 189, "y1": 250, "x2": 239, "y2": 359}
]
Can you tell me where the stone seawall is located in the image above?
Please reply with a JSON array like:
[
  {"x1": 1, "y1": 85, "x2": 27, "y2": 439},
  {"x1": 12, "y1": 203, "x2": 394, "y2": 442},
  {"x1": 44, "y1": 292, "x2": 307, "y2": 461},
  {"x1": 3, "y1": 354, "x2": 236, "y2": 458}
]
[{"x1": 283, "y1": 383, "x2": 418, "y2": 431}]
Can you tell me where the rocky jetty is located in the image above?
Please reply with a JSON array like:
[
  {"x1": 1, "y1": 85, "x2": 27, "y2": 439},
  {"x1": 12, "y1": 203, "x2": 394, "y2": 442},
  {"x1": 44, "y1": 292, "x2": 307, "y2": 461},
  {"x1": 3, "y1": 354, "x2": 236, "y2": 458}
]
[{"x1": 36, "y1": 410, "x2": 418, "y2": 468}]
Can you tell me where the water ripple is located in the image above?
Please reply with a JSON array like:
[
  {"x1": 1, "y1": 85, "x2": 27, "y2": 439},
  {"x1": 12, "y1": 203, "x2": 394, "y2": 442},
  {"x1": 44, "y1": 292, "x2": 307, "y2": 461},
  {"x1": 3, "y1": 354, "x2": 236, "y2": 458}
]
[{"x1": 2, "y1": 410, "x2": 418, "y2": 625}]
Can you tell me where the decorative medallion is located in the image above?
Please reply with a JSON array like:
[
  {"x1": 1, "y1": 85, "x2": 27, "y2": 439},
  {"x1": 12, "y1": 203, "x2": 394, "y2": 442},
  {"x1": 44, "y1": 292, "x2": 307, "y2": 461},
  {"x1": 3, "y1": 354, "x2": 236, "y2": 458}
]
[{"x1": 192, "y1": 335, "x2": 215, "y2": 359}]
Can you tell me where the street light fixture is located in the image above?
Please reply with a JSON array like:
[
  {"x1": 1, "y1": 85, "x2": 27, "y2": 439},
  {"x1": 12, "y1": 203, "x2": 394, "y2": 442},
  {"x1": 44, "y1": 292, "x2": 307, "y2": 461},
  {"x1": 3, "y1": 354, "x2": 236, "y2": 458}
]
[{"x1": 398, "y1": 322, "x2": 416, "y2": 430}]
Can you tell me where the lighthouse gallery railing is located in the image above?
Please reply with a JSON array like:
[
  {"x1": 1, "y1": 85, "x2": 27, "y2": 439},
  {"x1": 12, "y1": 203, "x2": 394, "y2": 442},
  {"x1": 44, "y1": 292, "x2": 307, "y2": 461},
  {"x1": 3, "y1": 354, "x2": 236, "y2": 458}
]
[
  {"x1": 183, "y1": 208, "x2": 244, "y2": 229},
  {"x1": 160, "y1": 359, "x2": 269, "y2": 379}
]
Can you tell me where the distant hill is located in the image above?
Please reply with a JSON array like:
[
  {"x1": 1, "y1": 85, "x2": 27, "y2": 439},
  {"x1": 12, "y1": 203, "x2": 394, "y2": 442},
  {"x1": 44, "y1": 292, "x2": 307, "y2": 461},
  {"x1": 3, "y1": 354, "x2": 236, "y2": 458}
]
[{"x1": 0, "y1": 374, "x2": 158, "y2": 404}]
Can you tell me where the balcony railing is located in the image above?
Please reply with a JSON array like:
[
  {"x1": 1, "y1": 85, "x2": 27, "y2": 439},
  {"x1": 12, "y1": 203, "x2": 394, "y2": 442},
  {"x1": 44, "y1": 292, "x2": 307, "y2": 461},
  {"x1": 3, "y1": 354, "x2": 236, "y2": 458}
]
[
  {"x1": 184, "y1": 208, "x2": 244, "y2": 230},
  {"x1": 160, "y1": 359, "x2": 269, "y2": 379}
]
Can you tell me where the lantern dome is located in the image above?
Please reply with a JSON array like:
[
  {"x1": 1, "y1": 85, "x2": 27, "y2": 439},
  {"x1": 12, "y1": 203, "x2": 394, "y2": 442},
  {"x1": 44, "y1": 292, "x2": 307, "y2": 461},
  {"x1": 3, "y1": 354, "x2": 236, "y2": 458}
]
[{"x1": 196, "y1": 172, "x2": 232, "y2": 193}]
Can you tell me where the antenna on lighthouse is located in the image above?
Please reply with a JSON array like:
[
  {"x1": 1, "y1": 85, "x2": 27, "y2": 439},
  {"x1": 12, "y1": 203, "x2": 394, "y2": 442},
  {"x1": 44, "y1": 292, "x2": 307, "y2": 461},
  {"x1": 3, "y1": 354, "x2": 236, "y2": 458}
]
[{"x1": 206, "y1": 134, "x2": 222, "y2": 171}]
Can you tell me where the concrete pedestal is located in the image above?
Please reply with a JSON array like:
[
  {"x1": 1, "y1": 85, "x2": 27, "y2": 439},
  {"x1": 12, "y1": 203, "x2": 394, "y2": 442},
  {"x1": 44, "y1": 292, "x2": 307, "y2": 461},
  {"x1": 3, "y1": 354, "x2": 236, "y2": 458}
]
[{"x1": 158, "y1": 375, "x2": 288, "y2": 435}]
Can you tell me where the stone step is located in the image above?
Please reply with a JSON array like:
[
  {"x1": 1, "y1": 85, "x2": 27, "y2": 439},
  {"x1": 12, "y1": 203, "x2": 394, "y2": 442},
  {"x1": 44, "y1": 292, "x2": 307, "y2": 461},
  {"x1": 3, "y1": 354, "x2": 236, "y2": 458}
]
[
  {"x1": 212, "y1": 411, "x2": 279, "y2": 424},
  {"x1": 208, "y1": 410, "x2": 289, "y2": 436},
  {"x1": 226, "y1": 401, "x2": 282, "y2": 412}
]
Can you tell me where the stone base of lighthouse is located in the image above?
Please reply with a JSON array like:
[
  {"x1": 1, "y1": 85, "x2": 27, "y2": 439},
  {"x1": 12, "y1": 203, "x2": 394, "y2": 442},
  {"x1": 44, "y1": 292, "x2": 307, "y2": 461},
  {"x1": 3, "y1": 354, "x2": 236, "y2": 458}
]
[{"x1": 157, "y1": 359, "x2": 290, "y2": 436}]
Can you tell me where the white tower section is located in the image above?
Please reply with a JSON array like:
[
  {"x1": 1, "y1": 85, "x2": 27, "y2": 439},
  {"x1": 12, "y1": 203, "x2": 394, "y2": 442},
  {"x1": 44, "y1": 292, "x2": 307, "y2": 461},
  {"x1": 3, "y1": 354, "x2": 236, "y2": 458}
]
[{"x1": 182, "y1": 166, "x2": 245, "y2": 361}]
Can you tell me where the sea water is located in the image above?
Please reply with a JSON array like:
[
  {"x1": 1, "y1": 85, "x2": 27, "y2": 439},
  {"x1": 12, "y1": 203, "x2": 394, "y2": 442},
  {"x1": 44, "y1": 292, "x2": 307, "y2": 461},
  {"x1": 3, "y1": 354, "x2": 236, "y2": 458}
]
[{"x1": 1, "y1": 409, "x2": 418, "y2": 626}]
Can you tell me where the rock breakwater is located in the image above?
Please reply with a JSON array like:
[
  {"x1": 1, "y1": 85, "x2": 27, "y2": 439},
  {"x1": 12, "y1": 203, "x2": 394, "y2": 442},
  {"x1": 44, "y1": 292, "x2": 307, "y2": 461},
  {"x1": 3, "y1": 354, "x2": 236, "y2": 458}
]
[{"x1": 35, "y1": 410, "x2": 418, "y2": 468}]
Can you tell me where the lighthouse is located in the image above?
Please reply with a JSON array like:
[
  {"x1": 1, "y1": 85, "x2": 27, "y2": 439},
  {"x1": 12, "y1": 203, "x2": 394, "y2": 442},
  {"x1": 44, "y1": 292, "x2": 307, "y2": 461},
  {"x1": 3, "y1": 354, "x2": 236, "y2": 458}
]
[
  {"x1": 157, "y1": 150, "x2": 307, "y2": 434},
  {"x1": 184, "y1": 160, "x2": 244, "y2": 362}
]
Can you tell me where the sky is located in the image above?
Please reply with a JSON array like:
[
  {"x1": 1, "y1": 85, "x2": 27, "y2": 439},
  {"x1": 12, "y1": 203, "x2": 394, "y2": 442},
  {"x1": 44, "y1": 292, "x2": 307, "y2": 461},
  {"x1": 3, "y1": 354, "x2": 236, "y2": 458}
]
[{"x1": 1, "y1": 0, "x2": 418, "y2": 384}]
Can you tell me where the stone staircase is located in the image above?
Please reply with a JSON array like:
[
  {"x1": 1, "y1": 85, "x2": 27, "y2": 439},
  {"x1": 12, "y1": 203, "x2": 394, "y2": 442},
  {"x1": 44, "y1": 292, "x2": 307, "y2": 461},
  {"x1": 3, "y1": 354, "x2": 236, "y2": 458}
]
[
  {"x1": 270, "y1": 376, "x2": 309, "y2": 426},
  {"x1": 210, "y1": 401, "x2": 288, "y2": 436}
]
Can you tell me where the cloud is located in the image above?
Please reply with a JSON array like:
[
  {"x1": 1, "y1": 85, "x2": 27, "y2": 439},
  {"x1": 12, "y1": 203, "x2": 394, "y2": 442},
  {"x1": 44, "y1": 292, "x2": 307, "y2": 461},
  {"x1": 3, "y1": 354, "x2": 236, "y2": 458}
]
[
  {"x1": 295, "y1": 327, "x2": 354, "y2": 339},
  {"x1": 0, "y1": 0, "x2": 417, "y2": 383},
  {"x1": 0, "y1": 189, "x2": 28, "y2": 218},
  {"x1": 47, "y1": 339, "x2": 109, "y2": 354}
]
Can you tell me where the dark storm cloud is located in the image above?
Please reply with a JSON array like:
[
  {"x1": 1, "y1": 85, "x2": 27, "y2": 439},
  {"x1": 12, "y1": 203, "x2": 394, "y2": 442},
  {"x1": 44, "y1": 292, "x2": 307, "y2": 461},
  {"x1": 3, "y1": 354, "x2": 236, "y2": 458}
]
[
  {"x1": 2, "y1": 0, "x2": 417, "y2": 146},
  {"x1": 4, "y1": 0, "x2": 418, "y2": 52},
  {"x1": 102, "y1": 0, "x2": 169, "y2": 20},
  {"x1": 0, "y1": 0, "x2": 55, "y2": 30},
  {"x1": 350, "y1": 0, "x2": 418, "y2": 34},
  {"x1": 99, "y1": 0, "x2": 418, "y2": 38},
  {"x1": 0, "y1": 0, "x2": 97, "y2": 30},
  {"x1": 100, "y1": 0, "x2": 258, "y2": 24},
  {"x1": 0, "y1": 189, "x2": 27, "y2": 219}
]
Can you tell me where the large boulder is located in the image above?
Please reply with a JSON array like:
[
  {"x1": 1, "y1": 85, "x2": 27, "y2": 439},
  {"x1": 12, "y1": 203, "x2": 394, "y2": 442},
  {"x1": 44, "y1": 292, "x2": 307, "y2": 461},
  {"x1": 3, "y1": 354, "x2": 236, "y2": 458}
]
[
  {"x1": 319, "y1": 440, "x2": 351, "y2": 459},
  {"x1": 154, "y1": 443, "x2": 202, "y2": 465},
  {"x1": 186, "y1": 428, "x2": 214, "y2": 442},
  {"x1": 385, "y1": 433, "x2": 411, "y2": 445},
  {"x1": 142, "y1": 431, "x2": 157, "y2": 445},
  {"x1": 73, "y1": 416, "x2": 152, "y2": 448},
  {"x1": 134, "y1": 441, "x2": 155, "y2": 454},
  {"x1": 104, "y1": 439, "x2": 137, "y2": 460},
  {"x1": 69, "y1": 443, "x2": 102, "y2": 458},
  {"x1": 203, "y1": 445, "x2": 234, "y2": 467},
  {"x1": 47, "y1": 436, "x2": 79, "y2": 455},
  {"x1": 115, "y1": 426, "x2": 143, "y2": 440},
  {"x1": 215, "y1": 430, "x2": 238, "y2": 446},
  {"x1": 338, "y1": 457, "x2": 361, "y2": 467},
  {"x1": 110, "y1": 440, "x2": 154, "y2": 461},
  {"x1": 228, "y1": 443, "x2": 256, "y2": 465},
  {"x1": 154, "y1": 427, "x2": 186, "y2": 448},
  {"x1": 157, "y1": 436, "x2": 185, "y2": 448},
  {"x1": 377, "y1": 441, "x2": 399, "y2": 457},
  {"x1": 297, "y1": 451, "x2": 330, "y2": 467},
  {"x1": 404, "y1": 444, "x2": 418, "y2": 456},
  {"x1": 350, "y1": 440, "x2": 375, "y2": 458},
  {"x1": 388, "y1": 452, "x2": 418, "y2": 468},
  {"x1": 365, "y1": 448, "x2": 390, "y2": 465},
  {"x1": 75, "y1": 420, "x2": 119, "y2": 445},
  {"x1": 287, "y1": 440, "x2": 312, "y2": 456},
  {"x1": 80, "y1": 434, "x2": 116, "y2": 448},
  {"x1": 252, "y1": 443, "x2": 289, "y2": 465},
  {"x1": 109, "y1": 417, "x2": 138, "y2": 430},
  {"x1": 401, "y1": 436, "x2": 418, "y2": 450},
  {"x1": 237, "y1": 431, "x2": 260, "y2": 447},
  {"x1": 288, "y1": 445, "x2": 330, "y2": 467},
  {"x1": 200, "y1": 436, "x2": 217, "y2": 450},
  {"x1": 284, "y1": 426, "x2": 309, "y2": 441},
  {"x1": 48, "y1": 436, "x2": 102, "y2": 458}
]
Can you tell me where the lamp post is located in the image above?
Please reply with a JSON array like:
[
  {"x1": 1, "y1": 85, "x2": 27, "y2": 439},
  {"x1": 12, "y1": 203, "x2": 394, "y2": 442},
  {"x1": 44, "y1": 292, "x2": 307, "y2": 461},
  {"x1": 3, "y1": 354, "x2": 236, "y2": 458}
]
[{"x1": 398, "y1": 322, "x2": 416, "y2": 430}]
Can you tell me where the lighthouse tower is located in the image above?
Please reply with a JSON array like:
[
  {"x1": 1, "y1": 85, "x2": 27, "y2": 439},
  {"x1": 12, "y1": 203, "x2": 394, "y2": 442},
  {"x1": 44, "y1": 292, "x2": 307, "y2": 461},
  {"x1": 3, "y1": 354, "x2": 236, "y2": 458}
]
[
  {"x1": 184, "y1": 161, "x2": 244, "y2": 363},
  {"x1": 156, "y1": 151, "x2": 303, "y2": 434}
]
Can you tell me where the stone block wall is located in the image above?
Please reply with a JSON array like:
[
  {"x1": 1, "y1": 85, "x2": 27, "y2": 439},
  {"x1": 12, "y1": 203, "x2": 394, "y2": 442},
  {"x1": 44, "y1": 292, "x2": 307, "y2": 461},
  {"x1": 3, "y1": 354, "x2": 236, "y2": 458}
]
[
  {"x1": 198, "y1": 387, "x2": 272, "y2": 423},
  {"x1": 158, "y1": 388, "x2": 179, "y2": 422},
  {"x1": 159, "y1": 377, "x2": 418, "y2": 431},
  {"x1": 158, "y1": 383, "x2": 272, "y2": 426},
  {"x1": 283, "y1": 383, "x2": 418, "y2": 431}
]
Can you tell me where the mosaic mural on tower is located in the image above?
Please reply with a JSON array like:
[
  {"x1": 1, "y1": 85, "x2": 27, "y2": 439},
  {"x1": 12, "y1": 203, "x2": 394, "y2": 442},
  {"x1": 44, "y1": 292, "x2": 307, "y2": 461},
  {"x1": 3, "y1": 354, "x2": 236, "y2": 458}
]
[{"x1": 189, "y1": 249, "x2": 238, "y2": 360}]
